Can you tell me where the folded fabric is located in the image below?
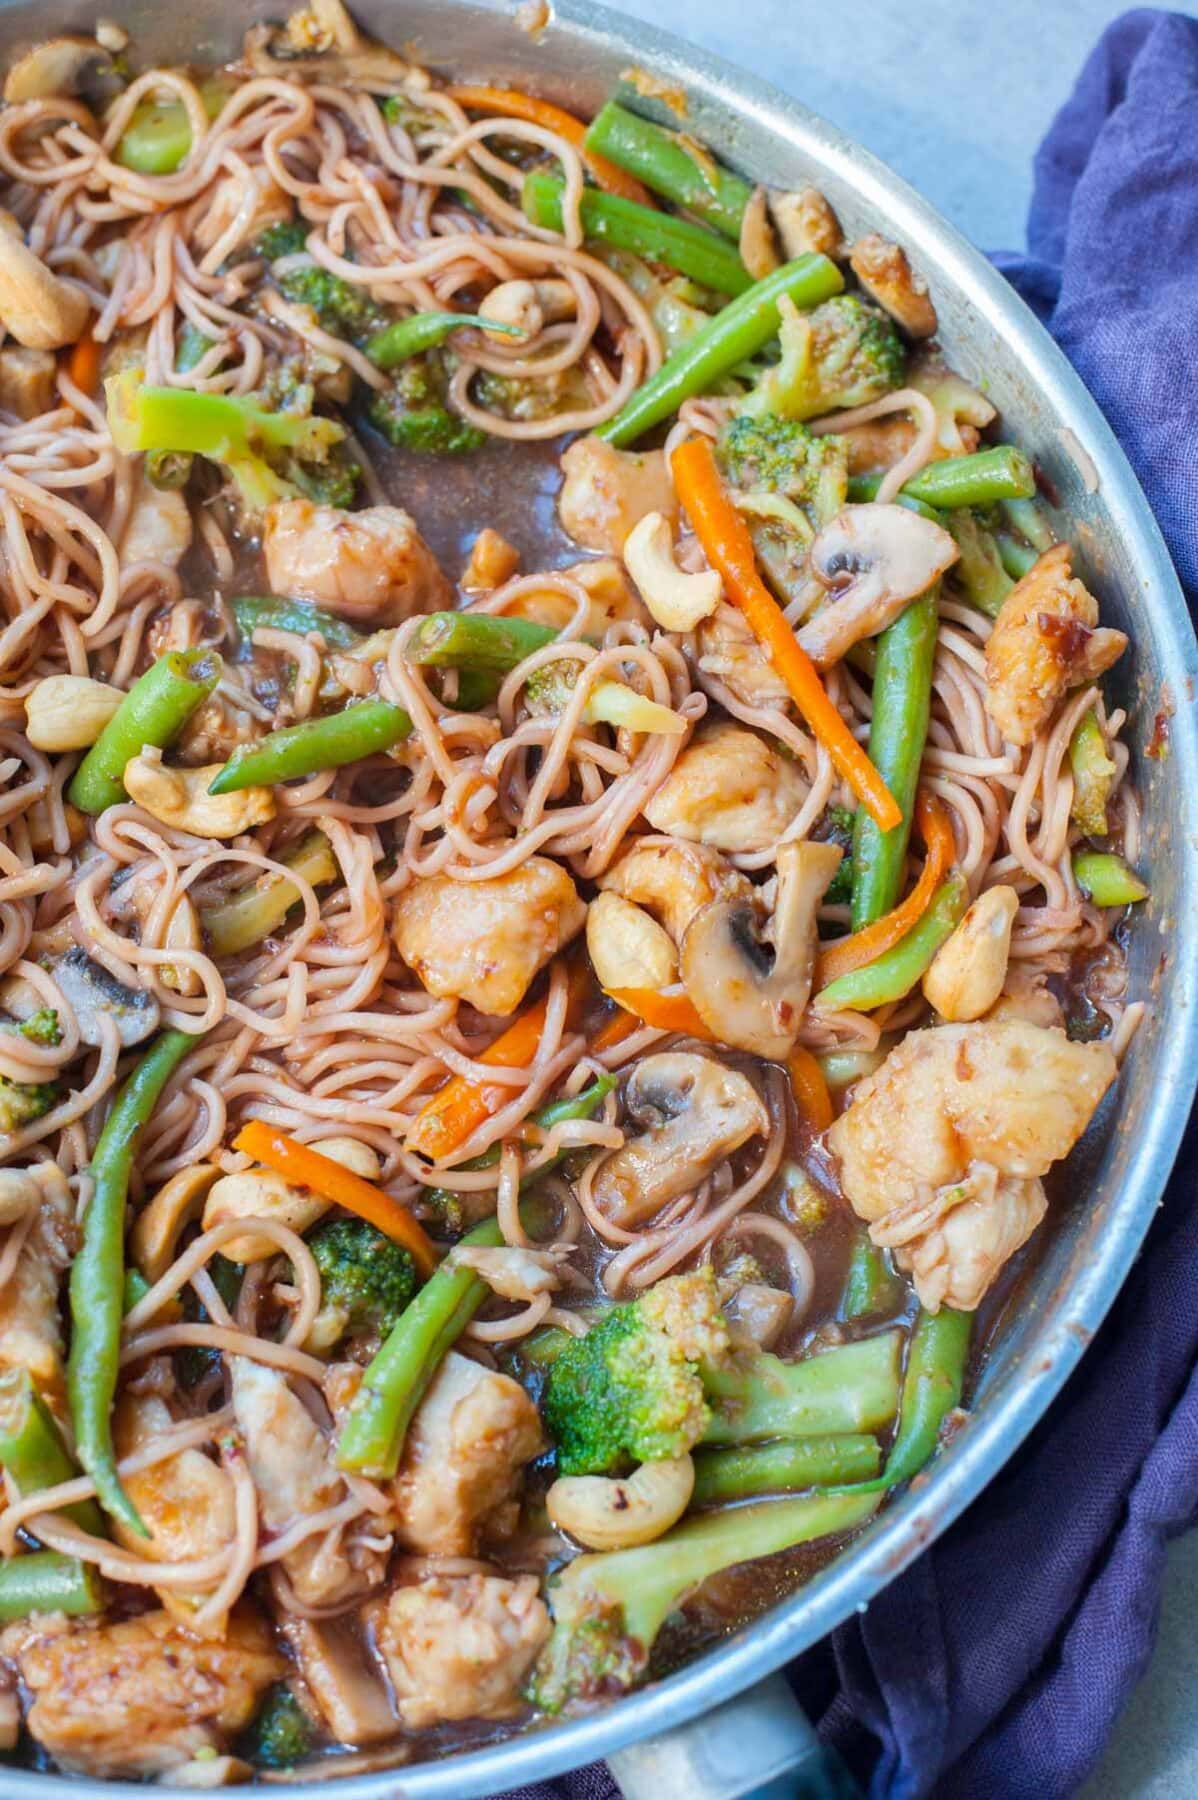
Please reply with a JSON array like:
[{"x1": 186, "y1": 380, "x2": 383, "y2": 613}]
[{"x1": 505, "y1": 12, "x2": 1198, "y2": 1797}]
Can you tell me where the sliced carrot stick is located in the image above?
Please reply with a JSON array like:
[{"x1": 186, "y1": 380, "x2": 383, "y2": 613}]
[
  {"x1": 592, "y1": 1007, "x2": 641, "y2": 1053},
  {"x1": 671, "y1": 437, "x2": 902, "y2": 832},
  {"x1": 447, "y1": 83, "x2": 653, "y2": 204},
  {"x1": 233, "y1": 1120, "x2": 437, "y2": 1278},
  {"x1": 815, "y1": 792, "x2": 955, "y2": 989},
  {"x1": 605, "y1": 987, "x2": 715, "y2": 1041},
  {"x1": 787, "y1": 1046, "x2": 834, "y2": 1131},
  {"x1": 66, "y1": 331, "x2": 100, "y2": 396}
]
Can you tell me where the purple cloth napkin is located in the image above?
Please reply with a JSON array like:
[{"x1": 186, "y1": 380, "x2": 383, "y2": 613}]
[{"x1": 506, "y1": 12, "x2": 1198, "y2": 1797}]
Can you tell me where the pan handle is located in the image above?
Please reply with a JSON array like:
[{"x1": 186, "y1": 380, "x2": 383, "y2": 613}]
[{"x1": 606, "y1": 1671, "x2": 862, "y2": 1800}]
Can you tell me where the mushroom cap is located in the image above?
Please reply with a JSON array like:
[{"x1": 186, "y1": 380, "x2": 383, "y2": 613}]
[
  {"x1": 799, "y1": 502, "x2": 958, "y2": 667},
  {"x1": 3, "y1": 35, "x2": 117, "y2": 105}
]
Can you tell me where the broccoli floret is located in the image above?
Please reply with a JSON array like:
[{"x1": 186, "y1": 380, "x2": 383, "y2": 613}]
[
  {"x1": 243, "y1": 1685, "x2": 314, "y2": 1771},
  {"x1": 717, "y1": 412, "x2": 848, "y2": 523},
  {"x1": 811, "y1": 803, "x2": 855, "y2": 905},
  {"x1": 367, "y1": 355, "x2": 486, "y2": 455},
  {"x1": 255, "y1": 218, "x2": 309, "y2": 263},
  {"x1": 278, "y1": 441, "x2": 361, "y2": 509},
  {"x1": 542, "y1": 1271, "x2": 729, "y2": 1478},
  {"x1": 380, "y1": 94, "x2": 441, "y2": 134},
  {"x1": 10, "y1": 1009, "x2": 61, "y2": 1048},
  {"x1": 274, "y1": 263, "x2": 387, "y2": 344},
  {"x1": 175, "y1": 320, "x2": 216, "y2": 373},
  {"x1": 743, "y1": 293, "x2": 905, "y2": 423},
  {"x1": 308, "y1": 1217, "x2": 419, "y2": 1347},
  {"x1": 0, "y1": 1011, "x2": 62, "y2": 1135}
]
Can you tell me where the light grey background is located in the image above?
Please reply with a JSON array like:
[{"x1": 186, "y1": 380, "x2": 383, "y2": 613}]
[{"x1": 606, "y1": 1, "x2": 1197, "y2": 1796}]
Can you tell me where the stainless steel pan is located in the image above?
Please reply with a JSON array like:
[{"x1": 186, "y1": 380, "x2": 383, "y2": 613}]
[{"x1": 3, "y1": 2, "x2": 1196, "y2": 1795}]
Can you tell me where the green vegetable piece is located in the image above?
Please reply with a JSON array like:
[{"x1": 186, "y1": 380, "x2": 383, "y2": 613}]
[
  {"x1": 0, "y1": 1551, "x2": 104, "y2": 1620},
  {"x1": 742, "y1": 293, "x2": 905, "y2": 423},
  {"x1": 0, "y1": 1011, "x2": 62, "y2": 1133},
  {"x1": 840, "y1": 1234, "x2": 902, "y2": 1321},
  {"x1": 67, "y1": 649, "x2": 222, "y2": 816},
  {"x1": 846, "y1": 1306, "x2": 971, "y2": 1493},
  {"x1": 207, "y1": 700, "x2": 412, "y2": 794},
  {"x1": 948, "y1": 510, "x2": 1014, "y2": 617},
  {"x1": 203, "y1": 829, "x2": 339, "y2": 958},
  {"x1": 1000, "y1": 494, "x2": 1055, "y2": 552},
  {"x1": 819, "y1": 873, "x2": 968, "y2": 1012},
  {"x1": 596, "y1": 253, "x2": 843, "y2": 449},
  {"x1": 308, "y1": 1218, "x2": 419, "y2": 1345},
  {"x1": 366, "y1": 310, "x2": 521, "y2": 370},
  {"x1": 690, "y1": 1434, "x2": 881, "y2": 1505},
  {"x1": 175, "y1": 321, "x2": 216, "y2": 373},
  {"x1": 701, "y1": 1331, "x2": 902, "y2": 1444},
  {"x1": 232, "y1": 594, "x2": 364, "y2": 653},
  {"x1": 144, "y1": 449, "x2": 193, "y2": 492},
  {"x1": 583, "y1": 100, "x2": 753, "y2": 239},
  {"x1": 367, "y1": 355, "x2": 487, "y2": 455},
  {"x1": 405, "y1": 610, "x2": 559, "y2": 673},
  {"x1": 115, "y1": 79, "x2": 230, "y2": 174},
  {"x1": 848, "y1": 445, "x2": 1035, "y2": 511},
  {"x1": 0, "y1": 1369, "x2": 105, "y2": 1537},
  {"x1": 994, "y1": 529, "x2": 1039, "y2": 581},
  {"x1": 68, "y1": 1028, "x2": 196, "y2": 1536},
  {"x1": 243, "y1": 1684, "x2": 314, "y2": 1771},
  {"x1": 336, "y1": 1216, "x2": 504, "y2": 1479},
  {"x1": 521, "y1": 170, "x2": 751, "y2": 296},
  {"x1": 273, "y1": 261, "x2": 387, "y2": 342},
  {"x1": 1073, "y1": 850, "x2": 1148, "y2": 907},
  {"x1": 850, "y1": 589, "x2": 938, "y2": 930},
  {"x1": 530, "y1": 1488, "x2": 879, "y2": 1711},
  {"x1": 1068, "y1": 709, "x2": 1117, "y2": 838}
]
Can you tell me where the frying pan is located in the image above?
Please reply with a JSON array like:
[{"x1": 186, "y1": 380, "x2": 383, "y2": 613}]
[{"x1": 2, "y1": 2, "x2": 1196, "y2": 1795}]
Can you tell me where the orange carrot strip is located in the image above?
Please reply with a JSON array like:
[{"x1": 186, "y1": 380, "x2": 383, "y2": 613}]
[
  {"x1": 671, "y1": 437, "x2": 902, "y2": 832},
  {"x1": 606, "y1": 987, "x2": 715, "y2": 1041},
  {"x1": 815, "y1": 792, "x2": 955, "y2": 989},
  {"x1": 592, "y1": 1007, "x2": 640, "y2": 1053},
  {"x1": 447, "y1": 83, "x2": 653, "y2": 203},
  {"x1": 233, "y1": 1120, "x2": 437, "y2": 1278},
  {"x1": 787, "y1": 1047, "x2": 834, "y2": 1131},
  {"x1": 66, "y1": 331, "x2": 100, "y2": 396}
]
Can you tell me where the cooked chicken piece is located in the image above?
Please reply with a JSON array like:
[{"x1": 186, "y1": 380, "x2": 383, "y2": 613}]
[
  {"x1": 114, "y1": 1392, "x2": 237, "y2": 1635},
  {"x1": 693, "y1": 601, "x2": 790, "y2": 710},
  {"x1": 461, "y1": 527, "x2": 520, "y2": 594},
  {"x1": 1, "y1": 1605, "x2": 283, "y2": 1779},
  {"x1": 768, "y1": 186, "x2": 844, "y2": 261},
  {"x1": 642, "y1": 723, "x2": 807, "y2": 852},
  {"x1": 120, "y1": 468, "x2": 192, "y2": 569},
  {"x1": 849, "y1": 233, "x2": 938, "y2": 339},
  {"x1": 230, "y1": 1358, "x2": 390, "y2": 1609},
  {"x1": 838, "y1": 415, "x2": 918, "y2": 476},
  {"x1": 870, "y1": 1162, "x2": 1048, "y2": 1313},
  {"x1": 827, "y1": 1021, "x2": 1117, "y2": 1310},
  {"x1": 0, "y1": 345, "x2": 55, "y2": 419},
  {"x1": 0, "y1": 1165, "x2": 75, "y2": 1406},
  {"x1": 392, "y1": 857, "x2": 585, "y2": 1016},
  {"x1": 262, "y1": 499, "x2": 451, "y2": 623},
  {"x1": 507, "y1": 555, "x2": 650, "y2": 635},
  {"x1": 450, "y1": 1243, "x2": 569, "y2": 1302},
  {"x1": 373, "y1": 1572, "x2": 549, "y2": 1730},
  {"x1": 986, "y1": 964, "x2": 1064, "y2": 1030},
  {"x1": 392, "y1": 1350, "x2": 543, "y2": 1555},
  {"x1": 984, "y1": 544, "x2": 1127, "y2": 747},
  {"x1": 599, "y1": 837, "x2": 751, "y2": 945},
  {"x1": 558, "y1": 436, "x2": 679, "y2": 555},
  {"x1": 194, "y1": 166, "x2": 291, "y2": 257}
]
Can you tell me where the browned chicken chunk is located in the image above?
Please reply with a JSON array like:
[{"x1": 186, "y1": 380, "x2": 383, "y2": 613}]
[
  {"x1": 374, "y1": 1572, "x2": 550, "y2": 1730},
  {"x1": 849, "y1": 233, "x2": 938, "y2": 338},
  {"x1": 262, "y1": 498, "x2": 451, "y2": 622},
  {"x1": 558, "y1": 436, "x2": 678, "y2": 554},
  {"x1": 984, "y1": 543, "x2": 1128, "y2": 747},
  {"x1": 0, "y1": 1164, "x2": 75, "y2": 1407}
]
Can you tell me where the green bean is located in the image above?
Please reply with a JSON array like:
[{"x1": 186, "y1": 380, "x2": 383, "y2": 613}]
[
  {"x1": 1068, "y1": 709, "x2": 1117, "y2": 837},
  {"x1": 69, "y1": 1028, "x2": 197, "y2": 1536},
  {"x1": 994, "y1": 530, "x2": 1039, "y2": 581},
  {"x1": 421, "y1": 1075, "x2": 617, "y2": 1216},
  {"x1": 68, "y1": 650, "x2": 222, "y2": 816},
  {"x1": 337, "y1": 1216, "x2": 504, "y2": 1478},
  {"x1": 583, "y1": 101, "x2": 753, "y2": 239},
  {"x1": 232, "y1": 595, "x2": 363, "y2": 652},
  {"x1": 840, "y1": 1234, "x2": 902, "y2": 1321},
  {"x1": 1073, "y1": 851, "x2": 1148, "y2": 907},
  {"x1": 850, "y1": 590, "x2": 938, "y2": 930},
  {"x1": 849, "y1": 1307, "x2": 971, "y2": 1492},
  {"x1": 522, "y1": 171, "x2": 751, "y2": 297},
  {"x1": 847, "y1": 445, "x2": 1036, "y2": 511},
  {"x1": 0, "y1": 1551, "x2": 104, "y2": 1620},
  {"x1": 406, "y1": 611, "x2": 559, "y2": 673},
  {"x1": 816, "y1": 873, "x2": 968, "y2": 1013},
  {"x1": 598, "y1": 253, "x2": 843, "y2": 449},
  {"x1": 366, "y1": 311, "x2": 521, "y2": 370},
  {"x1": 0, "y1": 1369, "x2": 105, "y2": 1537},
  {"x1": 691, "y1": 1435, "x2": 881, "y2": 1505},
  {"x1": 203, "y1": 830, "x2": 338, "y2": 958},
  {"x1": 1000, "y1": 494, "x2": 1055, "y2": 551},
  {"x1": 207, "y1": 700, "x2": 412, "y2": 795}
]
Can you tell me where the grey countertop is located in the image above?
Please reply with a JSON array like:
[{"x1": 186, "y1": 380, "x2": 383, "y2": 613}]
[{"x1": 604, "y1": 0, "x2": 1197, "y2": 1795}]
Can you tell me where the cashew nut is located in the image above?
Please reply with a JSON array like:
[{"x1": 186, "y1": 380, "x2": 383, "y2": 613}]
[
  {"x1": 123, "y1": 750, "x2": 276, "y2": 840},
  {"x1": 547, "y1": 1453, "x2": 695, "y2": 1549},
  {"x1": 624, "y1": 511, "x2": 721, "y2": 633},
  {"x1": 0, "y1": 217, "x2": 90, "y2": 350},
  {"x1": 0, "y1": 1168, "x2": 41, "y2": 1226},
  {"x1": 25, "y1": 675, "x2": 123, "y2": 752},
  {"x1": 586, "y1": 890, "x2": 678, "y2": 992},
  {"x1": 599, "y1": 839, "x2": 749, "y2": 945},
  {"x1": 203, "y1": 1134, "x2": 381, "y2": 1263},
  {"x1": 130, "y1": 1165, "x2": 222, "y2": 1283},
  {"x1": 479, "y1": 277, "x2": 575, "y2": 340},
  {"x1": 922, "y1": 884, "x2": 1019, "y2": 1022}
]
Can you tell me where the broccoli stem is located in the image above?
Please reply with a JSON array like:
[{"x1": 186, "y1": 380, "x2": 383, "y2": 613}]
[
  {"x1": 691, "y1": 1434, "x2": 881, "y2": 1505},
  {"x1": 999, "y1": 494, "x2": 1055, "y2": 551},
  {"x1": 1068, "y1": 709, "x2": 1117, "y2": 838},
  {"x1": 847, "y1": 446, "x2": 1035, "y2": 511},
  {"x1": 522, "y1": 171, "x2": 751, "y2": 296},
  {"x1": 840, "y1": 1234, "x2": 902, "y2": 1322},
  {"x1": 994, "y1": 530, "x2": 1039, "y2": 580},
  {"x1": 1073, "y1": 850, "x2": 1148, "y2": 907},
  {"x1": 202, "y1": 830, "x2": 339, "y2": 958},
  {"x1": 583, "y1": 101, "x2": 753, "y2": 240},
  {"x1": 0, "y1": 1369, "x2": 106, "y2": 1537},
  {"x1": 335, "y1": 1217, "x2": 503, "y2": 1479},
  {"x1": 947, "y1": 511, "x2": 1014, "y2": 618},
  {"x1": 0, "y1": 1551, "x2": 104, "y2": 1620},
  {"x1": 232, "y1": 594, "x2": 364, "y2": 652},
  {"x1": 701, "y1": 1330, "x2": 902, "y2": 1445}
]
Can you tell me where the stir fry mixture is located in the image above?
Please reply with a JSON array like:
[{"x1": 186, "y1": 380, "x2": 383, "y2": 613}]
[{"x1": 0, "y1": 1, "x2": 1149, "y2": 1781}]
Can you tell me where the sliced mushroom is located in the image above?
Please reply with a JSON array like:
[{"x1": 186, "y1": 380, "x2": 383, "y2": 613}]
[
  {"x1": 2, "y1": 947, "x2": 160, "y2": 1048},
  {"x1": 797, "y1": 503, "x2": 959, "y2": 668},
  {"x1": 547, "y1": 1453, "x2": 695, "y2": 1550},
  {"x1": 2, "y1": 35, "x2": 120, "y2": 105},
  {"x1": 0, "y1": 219, "x2": 90, "y2": 351},
  {"x1": 279, "y1": 1616, "x2": 398, "y2": 1746},
  {"x1": 680, "y1": 841, "x2": 843, "y2": 1058},
  {"x1": 591, "y1": 1052, "x2": 768, "y2": 1229},
  {"x1": 243, "y1": 0, "x2": 420, "y2": 86}
]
